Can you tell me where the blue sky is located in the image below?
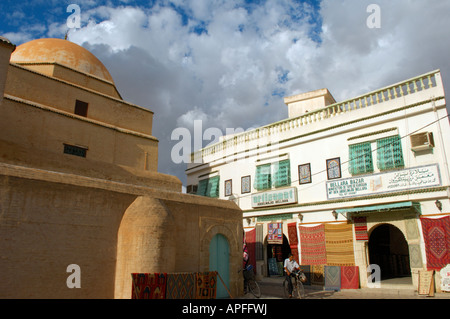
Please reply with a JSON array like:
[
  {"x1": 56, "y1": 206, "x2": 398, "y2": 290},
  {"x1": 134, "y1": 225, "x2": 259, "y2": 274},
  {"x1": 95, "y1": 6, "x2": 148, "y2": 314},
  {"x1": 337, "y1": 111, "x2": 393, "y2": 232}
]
[{"x1": 1, "y1": 1, "x2": 450, "y2": 186}]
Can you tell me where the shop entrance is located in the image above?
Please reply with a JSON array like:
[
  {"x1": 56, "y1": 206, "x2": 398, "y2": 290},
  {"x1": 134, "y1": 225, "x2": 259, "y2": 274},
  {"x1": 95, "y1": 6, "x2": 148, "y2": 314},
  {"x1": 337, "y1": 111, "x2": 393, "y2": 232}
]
[
  {"x1": 368, "y1": 224, "x2": 411, "y2": 280},
  {"x1": 266, "y1": 234, "x2": 290, "y2": 276}
]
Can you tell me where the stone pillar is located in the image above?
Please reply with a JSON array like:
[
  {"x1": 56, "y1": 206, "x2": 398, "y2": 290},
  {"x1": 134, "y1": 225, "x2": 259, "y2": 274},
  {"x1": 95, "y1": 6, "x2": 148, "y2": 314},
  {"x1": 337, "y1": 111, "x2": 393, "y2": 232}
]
[{"x1": 114, "y1": 196, "x2": 176, "y2": 299}]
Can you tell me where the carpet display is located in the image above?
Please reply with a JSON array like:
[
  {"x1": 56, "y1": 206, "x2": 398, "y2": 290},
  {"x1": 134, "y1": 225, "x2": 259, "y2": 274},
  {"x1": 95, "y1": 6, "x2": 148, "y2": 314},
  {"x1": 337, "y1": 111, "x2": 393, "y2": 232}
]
[
  {"x1": 420, "y1": 216, "x2": 450, "y2": 270},
  {"x1": 166, "y1": 273, "x2": 196, "y2": 299},
  {"x1": 340, "y1": 266, "x2": 359, "y2": 289},
  {"x1": 299, "y1": 224, "x2": 327, "y2": 265},
  {"x1": 353, "y1": 216, "x2": 369, "y2": 241},
  {"x1": 324, "y1": 266, "x2": 341, "y2": 291},
  {"x1": 195, "y1": 271, "x2": 217, "y2": 299},
  {"x1": 288, "y1": 222, "x2": 299, "y2": 263},
  {"x1": 311, "y1": 265, "x2": 324, "y2": 285},
  {"x1": 324, "y1": 223, "x2": 355, "y2": 266},
  {"x1": 245, "y1": 228, "x2": 257, "y2": 273},
  {"x1": 131, "y1": 273, "x2": 167, "y2": 299}
]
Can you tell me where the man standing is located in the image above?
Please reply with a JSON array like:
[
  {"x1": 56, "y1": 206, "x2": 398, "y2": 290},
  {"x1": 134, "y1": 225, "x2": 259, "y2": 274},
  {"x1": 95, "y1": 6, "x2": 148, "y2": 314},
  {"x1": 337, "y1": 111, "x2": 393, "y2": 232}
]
[{"x1": 284, "y1": 253, "x2": 300, "y2": 298}]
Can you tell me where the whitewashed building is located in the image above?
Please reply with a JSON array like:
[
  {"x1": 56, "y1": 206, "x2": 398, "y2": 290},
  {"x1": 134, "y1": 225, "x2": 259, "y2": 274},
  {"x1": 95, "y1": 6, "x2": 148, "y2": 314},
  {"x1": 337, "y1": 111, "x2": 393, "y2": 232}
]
[{"x1": 186, "y1": 70, "x2": 450, "y2": 291}]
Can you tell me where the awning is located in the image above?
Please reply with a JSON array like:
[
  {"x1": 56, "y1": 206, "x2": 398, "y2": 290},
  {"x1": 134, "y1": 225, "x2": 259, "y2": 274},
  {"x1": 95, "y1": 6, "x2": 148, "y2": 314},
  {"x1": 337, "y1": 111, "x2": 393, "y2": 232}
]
[{"x1": 335, "y1": 201, "x2": 421, "y2": 218}]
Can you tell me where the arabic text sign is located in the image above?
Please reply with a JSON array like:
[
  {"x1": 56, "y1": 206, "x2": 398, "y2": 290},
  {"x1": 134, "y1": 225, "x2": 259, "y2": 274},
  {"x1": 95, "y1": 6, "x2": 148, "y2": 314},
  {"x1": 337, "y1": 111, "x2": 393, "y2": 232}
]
[{"x1": 326, "y1": 164, "x2": 441, "y2": 199}]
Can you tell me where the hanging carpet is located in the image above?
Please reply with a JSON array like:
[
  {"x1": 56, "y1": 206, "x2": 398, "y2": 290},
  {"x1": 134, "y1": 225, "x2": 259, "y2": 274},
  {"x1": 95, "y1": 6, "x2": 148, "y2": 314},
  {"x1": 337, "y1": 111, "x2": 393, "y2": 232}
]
[
  {"x1": 324, "y1": 266, "x2": 341, "y2": 291},
  {"x1": 298, "y1": 224, "x2": 327, "y2": 265},
  {"x1": 420, "y1": 216, "x2": 450, "y2": 270},
  {"x1": 353, "y1": 216, "x2": 369, "y2": 241},
  {"x1": 131, "y1": 273, "x2": 167, "y2": 299},
  {"x1": 195, "y1": 271, "x2": 217, "y2": 299},
  {"x1": 324, "y1": 223, "x2": 355, "y2": 266},
  {"x1": 166, "y1": 273, "x2": 196, "y2": 299},
  {"x1": 288, "y1": 222, "x2": 299, "y2": 263},
  {"x1": 340, "y1": 266, "x2": 359, "y2": 289}
]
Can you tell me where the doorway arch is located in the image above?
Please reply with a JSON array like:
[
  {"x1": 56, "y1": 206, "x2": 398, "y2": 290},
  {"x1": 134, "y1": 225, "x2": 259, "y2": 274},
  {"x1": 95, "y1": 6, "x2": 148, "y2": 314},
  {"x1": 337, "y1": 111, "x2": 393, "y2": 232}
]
[
  {"x1": 266, "y1": 234, "x2": 290, "y2": 276},
  {"x1": 368, "y1": 224, "x2": 411, "y2": 279},
  {"x1": 209, "y1": 233, "x2": 230, "y2": 299}
]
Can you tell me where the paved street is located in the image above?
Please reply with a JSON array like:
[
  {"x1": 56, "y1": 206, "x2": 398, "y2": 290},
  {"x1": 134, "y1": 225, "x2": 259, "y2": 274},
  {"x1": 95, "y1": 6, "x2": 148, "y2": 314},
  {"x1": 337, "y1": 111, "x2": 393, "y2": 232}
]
[{"x1": 240, "y1": 276, "x2": 450, "y2": 299}]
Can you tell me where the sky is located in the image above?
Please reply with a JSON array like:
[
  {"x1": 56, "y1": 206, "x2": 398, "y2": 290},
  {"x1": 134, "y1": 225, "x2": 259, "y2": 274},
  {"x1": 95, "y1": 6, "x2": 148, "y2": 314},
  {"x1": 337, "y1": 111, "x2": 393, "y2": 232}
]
[{"x1": 1, "y1": 0, "x2": 450, "y2": 188}]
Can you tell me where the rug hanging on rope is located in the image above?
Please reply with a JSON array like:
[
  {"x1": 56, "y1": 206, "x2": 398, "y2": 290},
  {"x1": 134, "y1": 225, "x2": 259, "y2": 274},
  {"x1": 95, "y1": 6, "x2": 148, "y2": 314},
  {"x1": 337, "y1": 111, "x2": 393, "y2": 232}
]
[
  {"x1": 298, "y1": 224, "x2": 327, "y2": 265},
  {"x1": 420, "y1": 216, "x2": 450, "y2": 270}
]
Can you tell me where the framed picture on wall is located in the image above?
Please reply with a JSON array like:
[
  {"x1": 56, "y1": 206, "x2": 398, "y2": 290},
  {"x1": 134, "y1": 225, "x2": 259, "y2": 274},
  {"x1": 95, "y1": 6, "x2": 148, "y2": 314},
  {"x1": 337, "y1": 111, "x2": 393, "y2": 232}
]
[
  {"x1": 225, "y1": 179, "x2": 232, "y2": 196},
  {"x1": 326, "y1": 157, "x2": 341, "y2": 180},
  {"x1": 298, "y1": 163, "x2": 312, "y2": 184},
  {"x1": 241, "y1": 175, "x2": 251, "y2": 194}
]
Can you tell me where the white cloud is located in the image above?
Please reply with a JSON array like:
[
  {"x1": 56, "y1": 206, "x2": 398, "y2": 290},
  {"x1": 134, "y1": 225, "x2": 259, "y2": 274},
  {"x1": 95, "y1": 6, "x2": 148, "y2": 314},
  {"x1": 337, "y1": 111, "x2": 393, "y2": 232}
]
[{"x1": 7, "y1": 0, "x2": 450, "y2": 184}]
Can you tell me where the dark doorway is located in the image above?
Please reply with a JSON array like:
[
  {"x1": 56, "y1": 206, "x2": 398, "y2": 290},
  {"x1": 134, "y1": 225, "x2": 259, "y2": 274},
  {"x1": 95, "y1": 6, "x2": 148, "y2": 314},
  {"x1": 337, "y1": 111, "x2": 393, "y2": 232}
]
[
  {"x1": 368, "y1": 224, "x2": 411, "y2": 279},
  {"x1": 267, "y1": 234, "x2": 291, "y2": 276}
]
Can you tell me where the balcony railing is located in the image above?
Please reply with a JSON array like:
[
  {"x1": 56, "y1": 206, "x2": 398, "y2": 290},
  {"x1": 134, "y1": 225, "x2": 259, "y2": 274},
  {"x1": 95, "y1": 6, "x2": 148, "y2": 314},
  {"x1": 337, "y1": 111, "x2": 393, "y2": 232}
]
[{"x1": 191, "y1": 69, "x2": 442, "y2": 163}]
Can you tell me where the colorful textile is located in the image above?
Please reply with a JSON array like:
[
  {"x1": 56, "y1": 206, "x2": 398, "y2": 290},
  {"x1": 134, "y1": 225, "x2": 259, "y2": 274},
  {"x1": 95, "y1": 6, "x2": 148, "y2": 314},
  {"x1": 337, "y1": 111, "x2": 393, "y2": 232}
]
[
  {"x1": 288, "y1": 222, "x2": 299, "y2": 263},
  {"x1": 340, "y1": 266, "x2": 359, "y2": 289},
  {"x1": 195, "y1": 271, "x2": 217, "y2": 299},
  {"x1": 324, "y1": 266, "x2": 341, "y2": 291},
  {"x1": 311, "y1": 265, "x2": 324, "y2": 285},
  {"x1": 131, "y1": 273, "x2": 167, "y2": 299},
  {"x1": 420, "y1": 216, "x2": 450, "y2": 270},
  {"x1": 268, "y1": 222, "x2": 283, "y2": 244},
  {"x1": 245, "y1": 229, "x2": 257, "y2": 274},
  {"x1": 324, "y1": 223, "x2": 355, "y2": 266},
  {"x1": 408, "y1": 244, "x2": 423, "y2": 268},
  {"x1": 166, "y1": 273, "x2": 196, "y2": 299},
  {"x1": 299, "y1": 224, "x2": 327, "y2": 265},
  {"x1": 353, "y1": 217, "x2": 369, "y2": 241}
]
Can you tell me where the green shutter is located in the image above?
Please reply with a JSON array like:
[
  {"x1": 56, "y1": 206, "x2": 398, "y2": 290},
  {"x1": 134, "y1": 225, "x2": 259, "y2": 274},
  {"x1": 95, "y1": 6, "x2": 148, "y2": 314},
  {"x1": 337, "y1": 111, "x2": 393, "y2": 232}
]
[
  {"x1": 377, "y1": 135, "x2": 404, "y2": 171},
  {"x1": 207, "y1": 176, "x2": 220, "y2": 198},
  {"x1": 349, "y1": 142, "x2": 373, "y2": 175},
  {"x1": 273, "y1": 159, "x2": 291, "y2": 188},
  {"x1": 197, "y1": 177, "x2": 220, "y2": 197},
  {"x1": 255, "y1": 164, "x2": 271, "y2": 191},
  {"x1": 197, "y1": 179, "x2": 209, "y2": 196}
]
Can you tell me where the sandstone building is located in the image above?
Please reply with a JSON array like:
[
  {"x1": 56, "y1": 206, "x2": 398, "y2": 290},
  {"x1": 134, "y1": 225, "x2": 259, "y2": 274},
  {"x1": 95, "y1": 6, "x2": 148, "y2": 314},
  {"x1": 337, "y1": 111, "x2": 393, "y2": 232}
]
[{"x1": 0, "y1": 37, "x2": 242, "y2": 299}]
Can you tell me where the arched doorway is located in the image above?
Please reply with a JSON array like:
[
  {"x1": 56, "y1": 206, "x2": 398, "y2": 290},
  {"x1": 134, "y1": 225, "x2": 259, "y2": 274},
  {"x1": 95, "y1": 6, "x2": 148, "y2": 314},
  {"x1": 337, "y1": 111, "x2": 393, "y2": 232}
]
[
  {"x1": 368, "y1": 224, "x2": 411, "y2": 280},
  {"x1": 266, "y1": 234, "x2": 290, "y2": 276},
  {"x1": 209, "y1": 234, "x2": 230, "y2": 298}
]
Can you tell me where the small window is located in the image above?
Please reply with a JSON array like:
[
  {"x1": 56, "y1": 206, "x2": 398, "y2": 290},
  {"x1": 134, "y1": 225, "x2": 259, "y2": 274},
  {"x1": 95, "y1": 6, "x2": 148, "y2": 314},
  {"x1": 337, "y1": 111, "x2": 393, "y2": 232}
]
[
  {"x1": 74, "y1": 100, "x2": 88, "y2": 117},
  {"x1": 64, "y1": 144, "x2": 87, "y2": 158},
  {"x1": 196, "y1": 176, "x2": 220, "y2": 198},
  {"x1": 377, "y1": 135, "x2": 404, "y2": 170},
  {"x1": 349, "y1": 142, "x2": 374, "y2": 175}
]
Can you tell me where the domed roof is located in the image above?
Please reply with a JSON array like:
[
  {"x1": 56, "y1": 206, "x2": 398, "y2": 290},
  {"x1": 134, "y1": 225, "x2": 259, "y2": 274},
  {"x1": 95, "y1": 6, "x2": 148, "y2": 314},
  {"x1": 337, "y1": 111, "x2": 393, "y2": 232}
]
[{"x1": 10, "y1": 38, "x2": 114, "y2": 83}]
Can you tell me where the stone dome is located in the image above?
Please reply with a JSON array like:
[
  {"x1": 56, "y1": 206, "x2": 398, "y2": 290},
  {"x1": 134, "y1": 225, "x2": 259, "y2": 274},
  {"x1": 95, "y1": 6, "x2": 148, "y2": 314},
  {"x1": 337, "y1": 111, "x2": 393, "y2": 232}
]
[{"x1": 10, "y1": 38, "x2": 114, "y2": 83}]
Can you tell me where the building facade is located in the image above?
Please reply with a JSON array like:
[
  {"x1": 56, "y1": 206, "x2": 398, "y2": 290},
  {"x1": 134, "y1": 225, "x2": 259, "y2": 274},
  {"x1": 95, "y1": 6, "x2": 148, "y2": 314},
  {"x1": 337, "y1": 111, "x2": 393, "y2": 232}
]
[
  {"x1": 186, "y1": 70, "x2": 450, "y2": 291},
  {"x1": 0, "y1": 37, "x2": 243, "y2": 299}
]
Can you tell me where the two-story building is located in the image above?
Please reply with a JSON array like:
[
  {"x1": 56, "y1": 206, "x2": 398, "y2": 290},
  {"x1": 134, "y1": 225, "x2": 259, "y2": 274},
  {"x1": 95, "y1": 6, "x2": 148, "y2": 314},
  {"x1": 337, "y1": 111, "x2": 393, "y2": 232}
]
[{"x1": 186, "y1": 70, "x2": 450, "y2": 291}]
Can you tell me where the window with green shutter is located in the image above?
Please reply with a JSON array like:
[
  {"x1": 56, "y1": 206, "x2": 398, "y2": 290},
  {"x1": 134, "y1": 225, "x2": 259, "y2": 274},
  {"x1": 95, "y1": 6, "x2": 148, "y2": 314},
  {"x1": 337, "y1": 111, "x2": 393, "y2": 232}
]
[
  {"x1": 377, "y1": 135, "x2": 404, "y2": 171},
  {"x1": 349, "y1": 142, "x2": 373, "y2": 175},
  {"x1": 196, "y1": 179, "x2": 209, "y2": 196},
  {"x1": 206, "y1": 176, "x2": 220, "y2": 198},
  {"x1": 196, "y1": 176, "x2": 220, "y2": 198},
  {"x1": 273, "y1": 159, "x2": 291, "y2": 188},
  {"x1": 254, "y1": 164, "x2": 272, "y2": 191}
]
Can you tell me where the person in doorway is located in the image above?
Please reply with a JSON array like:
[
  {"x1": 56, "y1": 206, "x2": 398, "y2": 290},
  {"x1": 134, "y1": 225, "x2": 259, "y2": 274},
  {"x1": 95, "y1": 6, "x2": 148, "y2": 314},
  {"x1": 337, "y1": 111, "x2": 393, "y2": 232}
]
[{"x1": 284, "y1": 253, "x2": 300, "y2": 298}]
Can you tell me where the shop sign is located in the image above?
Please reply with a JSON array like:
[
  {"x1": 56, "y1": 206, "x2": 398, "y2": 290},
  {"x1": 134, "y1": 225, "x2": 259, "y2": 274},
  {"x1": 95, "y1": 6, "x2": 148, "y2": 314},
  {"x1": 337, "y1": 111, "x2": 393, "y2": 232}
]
[
  {"x1": 326, "y1": 164, "x2": 441, "y2": 200},
  {"x1": 440, "y1": 264, "x2": 450, "y2": 292},
  {"x1": 251, "y1": 187, "x2": 297, "y2": 208}
]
